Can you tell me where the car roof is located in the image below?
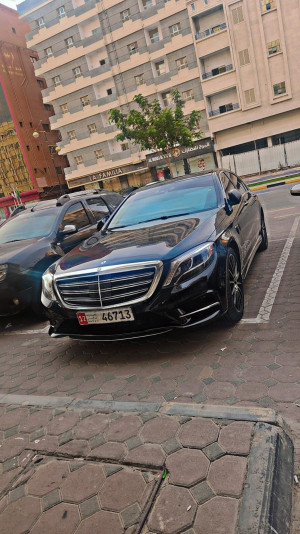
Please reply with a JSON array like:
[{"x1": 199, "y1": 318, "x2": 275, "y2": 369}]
[
  {"x1": 135, "y1": 170, "x2": 222, "y2": 194},
  {"x1": 30, "y1": 189, "x2": 120, "y2": 212}
]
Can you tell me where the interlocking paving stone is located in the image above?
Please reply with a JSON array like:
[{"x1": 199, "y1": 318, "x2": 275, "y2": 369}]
[
  {"x1": 166, "y1": 448, "x2": 209, "y2": 487},
  {"x1": 178, "y1": 418, "x2": 219, "y2": 448},
  {"x1": 147, "y1": 485, "x2": 197, "y2": 534}
]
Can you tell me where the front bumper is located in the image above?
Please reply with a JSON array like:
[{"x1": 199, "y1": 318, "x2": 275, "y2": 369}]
[
  {"x1": 0, "y1": 279, "x2": 32, "y2": 316},
  {"x1": 44, "y1": 256, "x2": 228, "y2": 341}
]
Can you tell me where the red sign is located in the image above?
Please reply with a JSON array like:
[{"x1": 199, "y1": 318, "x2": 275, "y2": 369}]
[{"x1": 77, "y1": 312, "x2": 88, "y2": 325}]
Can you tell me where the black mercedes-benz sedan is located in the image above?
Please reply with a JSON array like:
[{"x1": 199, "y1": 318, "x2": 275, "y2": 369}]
[{"x1": 42, "y1": 170, "x2": 268, "y2": 341}]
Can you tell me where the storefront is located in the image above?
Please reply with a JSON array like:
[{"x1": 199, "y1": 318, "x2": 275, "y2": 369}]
[
  {"x1": 67, "y1": 160, "x2": 150, "y2": 191},
  {"x1": 146, "y1": 138, "x2": 217, "y2": 179}
]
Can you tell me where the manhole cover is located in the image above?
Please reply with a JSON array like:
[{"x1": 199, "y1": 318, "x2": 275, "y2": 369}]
[{"x1": 0, "y1": 456, "x2": 162, "y2": 533}]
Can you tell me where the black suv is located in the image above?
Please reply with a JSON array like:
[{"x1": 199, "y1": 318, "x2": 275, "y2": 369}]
[{"x1": 0, "y1": 189, "x2": 122, "y2": 315}]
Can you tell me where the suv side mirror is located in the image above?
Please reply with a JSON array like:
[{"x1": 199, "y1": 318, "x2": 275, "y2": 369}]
[
  {"x1": 97, "y1": 216, "x2": 109, "y2": 232},
  {"x1": 228, "y1": 189, "x2": 242, "y2": 206},
  {"x1": 61, "y1": 224, "x2": 77, "y2": 236},
  {"x1": 291, "y1": 184, "x2": 300, "y2": 196}
]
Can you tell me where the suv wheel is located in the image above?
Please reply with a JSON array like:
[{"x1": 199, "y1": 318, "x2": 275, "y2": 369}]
[{"x1": 223, "y1": 247, "x2": 244, "y2": 323}]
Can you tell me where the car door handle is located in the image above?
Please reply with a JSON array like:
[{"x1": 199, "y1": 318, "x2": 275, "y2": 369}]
[{"x1": 234, "y1": 224, "x2": 241, "y2": 233}]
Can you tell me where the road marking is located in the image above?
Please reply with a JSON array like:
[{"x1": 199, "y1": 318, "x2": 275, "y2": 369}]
[
  {"x1": 274, "y1": 213, "x2": 300, "y2": 220},
  {"x1": 242, "y1": 216, "x2": 300, "y2": 324},
  {"x1": 267, "y1": 207, "x2": 295, "y2": 214}
]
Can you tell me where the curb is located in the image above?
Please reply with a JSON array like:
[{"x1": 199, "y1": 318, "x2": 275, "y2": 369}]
[
  {"x1": 249, "y1": 176, "x2": 300, "y2": 191},
  {"x1": 238, "y1": 422, "x2": 294, "y2": 534}
]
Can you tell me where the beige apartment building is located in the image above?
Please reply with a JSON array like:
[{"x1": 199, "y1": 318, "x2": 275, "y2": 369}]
[
  {"x1": 18, "y1": 0, "x2": 300, "y2": 186},
  {"x1": 188, "y1": 0, "x2": 300, "y2": 174},
  {"x1": 18, "y1": 0, "x2": 215, "y2": 190}
]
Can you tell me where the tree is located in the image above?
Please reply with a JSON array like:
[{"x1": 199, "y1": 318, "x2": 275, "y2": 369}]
[{"x1": 109, "y1": 89, "x2": 202, "y2": 178}]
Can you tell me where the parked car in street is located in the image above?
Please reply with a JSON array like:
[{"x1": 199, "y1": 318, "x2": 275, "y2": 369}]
[
  {"x1": 41, "y1": 170, "x2": 268, "y2": 341},
  {"x1": 0, "y1": 189, "x2": 123, "y2": 316},
  {"x1": 290, "y1": 184, "x2": 300, "y2": 195}
]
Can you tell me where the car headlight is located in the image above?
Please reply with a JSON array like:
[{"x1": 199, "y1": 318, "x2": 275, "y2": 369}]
[
  {"x1": 0, "y1": 264, "x2": 8, "y2": 282},
  {"x1": 41, "y1": 264, "x2": 56, "y2": 302},
  {"x1": 163, "y1": 243, "x2": 214, "y2": 286}
]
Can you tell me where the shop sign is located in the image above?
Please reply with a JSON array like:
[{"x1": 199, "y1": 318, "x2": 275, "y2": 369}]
[
  {"x1": 146, "y1": 139, "x2": 214, "y2": 167},
  {"x1": 68, "y1": 160, "x2": 147, "y2": 188}
]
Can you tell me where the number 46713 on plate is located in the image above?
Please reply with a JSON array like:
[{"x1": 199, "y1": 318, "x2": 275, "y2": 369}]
[{"x1": 77, "y1": 308, "x2": 134, "y2": 325}]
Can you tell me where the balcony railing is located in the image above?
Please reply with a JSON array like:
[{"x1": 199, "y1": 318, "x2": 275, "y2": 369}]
[
  {"x1": 196, "y1": 22, "x2": 227, "y2": 41},
  {"x1": 209, "y1": 102, "x2": 239, "y2": 117},
  {"x1": 202, "y1": 64, "x2": 233, "y2": 79}
]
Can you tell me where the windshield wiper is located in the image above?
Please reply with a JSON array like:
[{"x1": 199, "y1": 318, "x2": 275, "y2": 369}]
[{"x1": 137, "y1": 212, "x2": 192, "y2": 223}]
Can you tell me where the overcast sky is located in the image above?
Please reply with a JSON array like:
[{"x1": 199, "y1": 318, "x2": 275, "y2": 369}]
[{"x1": 1, "y1": 0, "x2": 18, "y2": 10}]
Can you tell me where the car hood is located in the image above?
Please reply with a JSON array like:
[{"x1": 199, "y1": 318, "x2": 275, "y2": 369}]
[
  {"x1": 56, "y1": 209, "x2": 225, "y2": 275},
  {"x1": 0, "y1": 238, "x2": 45, "y2": 270}
]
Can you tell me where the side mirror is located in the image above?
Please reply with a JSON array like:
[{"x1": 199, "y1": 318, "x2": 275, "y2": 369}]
[
  {"x1": 228, "y1": 189, "x2": 242, "y2": 206},
  {"x1": 291, "y1": 184, "x2": 300, "y2": 196},
  {"x1": 97, "y1": 216, "x2": 108, "y2": 232},
  {"x1": 61, "y1": 224, "x2": 77, "y2": 236}
]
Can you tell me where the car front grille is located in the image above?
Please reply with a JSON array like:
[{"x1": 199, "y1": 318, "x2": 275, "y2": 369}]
[{"x1": 55, "y1": 263, "x2": 161, "y2": 309}]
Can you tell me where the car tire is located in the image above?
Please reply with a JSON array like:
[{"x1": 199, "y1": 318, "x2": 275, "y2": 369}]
[
  {"x1": 223, "y1": 247, "x2": 244, "y2": 324},
  {"x1": 258, "y1": 214, "x2": 268, "y2": 252}
]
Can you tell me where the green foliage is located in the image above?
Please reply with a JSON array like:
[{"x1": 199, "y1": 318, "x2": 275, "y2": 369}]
[{"x1": 108, "y1": 89, "x2": 202, "y2": 156}]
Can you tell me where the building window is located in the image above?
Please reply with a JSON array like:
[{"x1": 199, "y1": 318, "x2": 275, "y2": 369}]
[
  {"x1": 204, "y1": 0, "x2": 208, "y2": 4},
  {"x1": 95, "y1": 149, "x2": 104, "y2": 159},
  {"x1": 135, "y1": 74, "x2": 145, "y2": 86},
  {"x1": 37, "y1": 17, "x2": 45, "y2": 28},
  {"x1": 73, "y1": 66, "x2": 82, "y2": 78},
  {"x1": 191, "y1": 2, "x2": 195, "y2": 10},
  {"x1": 75, "y1": 155, "x2": 83, "y2": 165},
  {"x1": 37, "y1": 79, "x2": 44, "y2": 88},
  {"x1": 232, "y1": 6, "x2": 244, "y2": 24},
  {"x1": 176, "y1": 57, "x2": 188, "y2": 71},
  {"x1": 88, "y1": 123, "x2": 97, "y2": 133},
  {"x1": 121, "y1": 143, "x2": 129, "y2": 151},
  {"x1": 107, "y1": 88, "x2": 113, "y2": 95},
  {"x1": 44, "y1": 104, "x2": 51, "y2": 111},
  {"x1": 273, "y1": 81, "x2": 286, "y2": 96},
  {"x1": 142, "y1": 0, "x2": 153, "y2": 9},
  {"x1": 30, "y1": 56, "x2": 37, "y2": 63},
  {"x1": 92, "y1": 28, "x2": 101, "y2": 35},
  {"x1": 45, "y1": 47, "x2": 53, "y2": 57},
  {"x1": 261, "y1": 0, "x2": 275, "y2": 11},
  {"x1": 128, "y1": 42, "x2": 138, "y2": 56},
  {"x1": 182, "y1": 89, "x2": 194, "y2": 102},
  {"x1": 58, "y1": 6, "x2": 66, "y2": 18},
  {"x1": 68, "y1": 130, "x2": 76, "y2": 140},
  {"x1": 149, "y1": 28, "x2": 159, "y2": 43},
  {"x1": 12, "y1": 27, "x2": 16, "y2": 33},
  {"x1": 42, "y1": 124, "x2": 50, "y2": 132},
  {"x1": 60, "y1": 103, "x2": 69, "y2": 114},
  {"x1": 53, "y1": 75, "x2": 61, "y2": 86},
  {"x1": 26, "y1": 145, "x2": 30, "y2": 151},
  {"x1": 169, "y1": 23, "x2": 181, "y2": 36},
  {"x1": 55, "y1": 166, "x2": 62, "y2": 174},
  {"x1": 49, "y1": 145, "x2": 56, "y2": 154},
  {"x1": 155, "y1": 61, "x2": 166, "y2": 76},
  {"x1": 244, "y1": 88, "x2": 256, "y2": 105},
  {"x1": 162, "y1": 91, "x2": 172, "y2": 106},
  {"x1": 80, "y1": 95, "x2": 90, "y2": 107},
  {"x1": 219, "y1": 103, "x2": 234, "y2": 113},
  {"x1": 100, "y1": 59, "x2": 106, "y2": 66},
  {"x1": 19, "y1": 122, "x2": 23, "y2": 127},
  {"x1": 30, "y1": 122, "x2": 33, "y2": 127},
  {"x1": 121, "y1": 9, "x2": 130, "y2": 22},
  {"x1": 268, "y1": 39, "x2": 281, "y2": 55},
  {"x1": 238, "y1": 48, "x2": 250, "y2": 66},
  {"x1": 65, "y1": 37, "x2": 74, "y2": 49}
]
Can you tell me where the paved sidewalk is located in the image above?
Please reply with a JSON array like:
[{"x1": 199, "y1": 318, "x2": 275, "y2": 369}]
[{"x1": 0, "y1": 399, "x2": 293, "y2": 533}]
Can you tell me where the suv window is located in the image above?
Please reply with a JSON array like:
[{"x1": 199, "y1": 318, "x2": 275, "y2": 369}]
[
  {"x1": 86, "y1": 198, "x2": 109, "y2": 220},
  {"x1": 219, "y1": 171, "x2": 235, "y2": 197},
  {"x1": 102, "y1": 193, "x2": 122, "y2": 209},
  {"x1": 61, "y1": 202, "x2": 90, "y2": 230}
]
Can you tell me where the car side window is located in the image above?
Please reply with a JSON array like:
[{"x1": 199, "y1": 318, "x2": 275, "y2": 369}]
[
  {"x1": 60, "y1": 202, "x2": 90, "y2": 230},
  {"x1": 220, "y1": 171, "x2": 235, "y2": 198},
  {"x1": 86, "y1": 198, "x2": 109, "y2": 221},
  {"x1": 102, "y1": 193, "x2": 122, "y2": 209}
]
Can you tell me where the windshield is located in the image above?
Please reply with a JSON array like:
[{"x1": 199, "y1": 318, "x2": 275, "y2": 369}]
[
  {"x1": 109, "y1": 175, "x2": 219, "y2": 229},
  {"x1": 0, "y1": 211, "x2": 58, "y2": 244}
]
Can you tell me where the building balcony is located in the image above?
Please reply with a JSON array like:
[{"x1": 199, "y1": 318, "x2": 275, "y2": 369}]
[
  {"x1": 208, "y1": 102, "x2": 240, "y2": 117},
  {"x1": 202, "y1": 63, "x2": 233, "y2": 79},
  {"x1": 196, "y1": 22, "x2": 227, "y2": 41}
]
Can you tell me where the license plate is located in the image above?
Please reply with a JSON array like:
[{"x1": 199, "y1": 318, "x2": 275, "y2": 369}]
[{"x1": 76, "y1": 308, "x2": 134, "y2": 325}]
